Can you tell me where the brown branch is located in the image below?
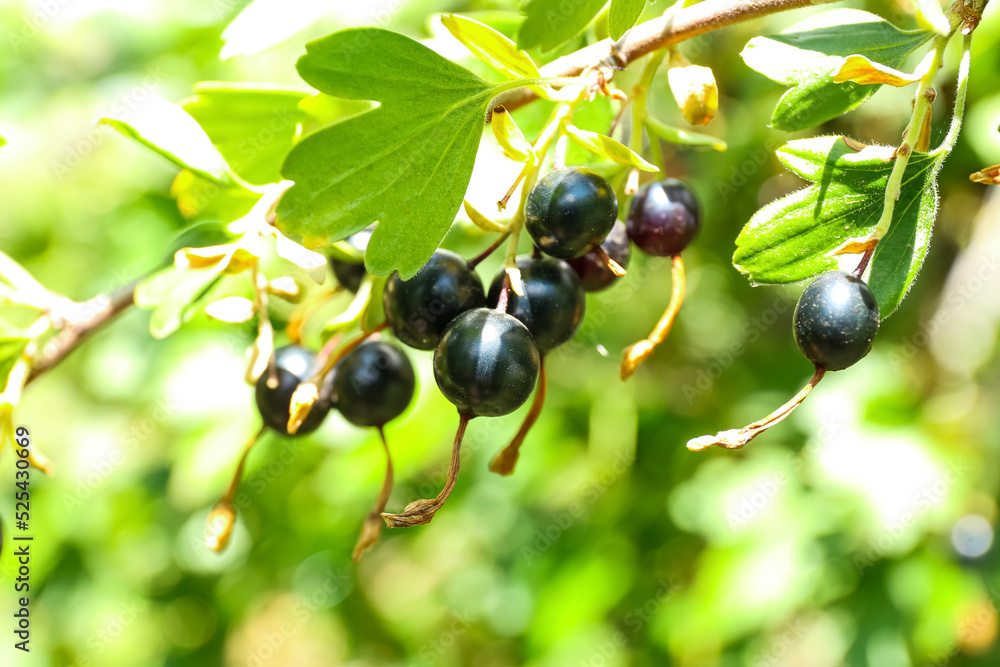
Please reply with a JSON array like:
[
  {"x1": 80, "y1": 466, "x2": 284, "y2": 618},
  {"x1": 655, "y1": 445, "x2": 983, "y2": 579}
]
[
  {"x1": 496, "y1": 0, "x2": 842, "y2": 113},
  {"x1": 25, "y1": 281, "x2": 138, "y2": 385}
]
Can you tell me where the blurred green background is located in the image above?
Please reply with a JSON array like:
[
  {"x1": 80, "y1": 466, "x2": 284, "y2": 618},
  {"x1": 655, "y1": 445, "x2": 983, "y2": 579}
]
[{"x1": 2, "y1": 0, "x2": 1000, "y2": 665}]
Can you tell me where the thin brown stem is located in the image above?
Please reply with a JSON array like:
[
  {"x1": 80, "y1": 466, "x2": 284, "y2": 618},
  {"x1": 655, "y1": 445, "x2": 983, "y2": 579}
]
[
  {"x1": 206, "y1": 425, "x2": 267, "y2": 552},
  {"x1": 287, "y1": 322, "x2": 388, "y2": 434},
  {"x1": 25, "y1": 280, "x2": 138, "y2": 385},
  {"x1": 496, "y1": 0, "x2": 841, "y2": 113},
  {"x1": 687, "y1": 367, "x2": 826, "y2": 451},
  {"x1": 381, "y1": 413, "x2": 471, "y2": 528},
  {"x1": 621, "y1": 254, "x2": 685, "y2": 379},
  {"x1": 353, "y1": 426, "x2": 395, "y2": 561},
  {"x1": 490, "y1": 356, "x2": 547, "y2": 476},
  {"x1": 468, "y1": 232, "x2": 511, "y2": 269},
  {"x1": 595, "y1": 246, "x2": 628, "y2": 277}
]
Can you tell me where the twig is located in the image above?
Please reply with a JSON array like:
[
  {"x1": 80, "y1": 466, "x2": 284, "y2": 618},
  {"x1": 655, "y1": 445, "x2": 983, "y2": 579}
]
[
  {"x1": 495, "y1": 0, "x2": 842, "y2": 113},
  {"x1": 25, "y1": 280, "x2": 138, "y2": 385}
]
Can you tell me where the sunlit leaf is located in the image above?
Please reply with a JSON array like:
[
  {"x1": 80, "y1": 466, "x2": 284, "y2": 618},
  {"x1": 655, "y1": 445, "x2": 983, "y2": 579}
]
[
  {"x1": 741, "y1": 10, "x2": 933, "y2": 131},
  {"x1": 914, "y1": 0, "x2": 950, "y2": 35},
  {"x1": 609, "y1": 0, "x2": 646, "y2": 40},
  {"x1": 205, "y1": 296, "x2": 256, "y2": 323},
  {"x1": 273, "y1": 233, "x2": 327, "y2": 283},
  {"x1": 564, "y1": 124, "x2": 658, "y2": 171},
  {"x1": 491, "y1": 106, "x2": 535, "y2": 164},
  {"x1": 833, "y1": 56, "x2": 921, "y2": 87},
  {"x1": 276, "y1": 28, "x2": 528, "y2": 278},
  {"x1": 171, "y1": 170, "x2": 260, "y2": 222},
  {"x1": 183, "y1": 83, "x2": 309, "y2": 185},
  {"x1": 220, "y1": 0, "x2": 331, "y2": 60},
  {"x1": 442, "y1": 14, "x2": 539, "y2": 80},
  {"x1": 516, "y1": 0, "x2": 608, "y2": 52},
  {"x1": 645, "y1": 117, "x2": 727, "y2": 151},
  {"x1": 99, "y1": 96, "x2": 233, "y2": 184},
  {"x1": 135, "y1": 267, "x2": 219, "y2": 338}
]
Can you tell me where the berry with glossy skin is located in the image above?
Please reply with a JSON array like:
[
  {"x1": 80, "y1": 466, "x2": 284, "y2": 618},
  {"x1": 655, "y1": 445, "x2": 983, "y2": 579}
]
[
  {"x1": 486, "y1": 255, "x2": 585, "y2": 352},
  {"x1": 525, "y1": 168, "x2": 618, "y2": 259},
  {"x1": 793, "y1": 271, "x2": 880, "y2": 371},
  {"x1": 331, "y1": 341, "x2": 416, "y2": 427},
  {"x1": 566, "y1": 220, "x2": 631, "y2": 291},
  {"x1": 383, "y1": 249, "x2": 486, "y2": 351},
  {"x1": 255, "y1": 345, "x2": 331, "y2": 435},
  {"x1": 626, "y1": 179, "x2": 701, "y2": 256},
  {"x1": 329, "y1": 229, "x2": 373, "y2": 293},
  {"x1": 433, "y1": 308, "x2": 540, "y2": 418}
]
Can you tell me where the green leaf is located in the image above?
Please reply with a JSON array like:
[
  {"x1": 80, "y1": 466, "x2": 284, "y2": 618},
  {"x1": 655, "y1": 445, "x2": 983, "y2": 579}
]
[
  {"x1": 171, "y1": 170, "x2": 259, "y2": 223},
  {"x1": 362, "y1": 275, "x2": 388, "y2": 332},
  {"x1": 741, "y1": 9, "x2": 933, "y2": 132},
  {"x1": 183, "y1": 83, "x2": 308, "y2": 186},
  {"x1": 733, "y1": 135, "x2": 946, "y2": 318},
  {"x1": 99, "y1": 97, "x2": 233, "y2": 185},
  {"x1": 517, "y1": 0, "x2": 608, "y2": 52},
  {"x1": 0, "y1": 337, "x2": 29, "y2": 388},
  {"x1": 609, "y1": 0, "x2": 645, "y2": 40},
  {"x1": 645, "y1": 117, "x2": 727, "y2": 151},
  {"x1": 564, "y1": 124, "x2": 658, "y2": 171},
  {"x1": 0, "y1": 136, "x2": 6, "y2": 148},
  {"x1": 135, "y1": 267, "x2": 219, "y2": 338},
  {"x1": 442, "y1": 14, "x2": 540, "y2": 80},
  {"x1": 276, "y1": 28, "x2": 525, "y2": 279},
  {"x1": 914, "y1": 0, "x2": 950, "y2": 35},
  {"x1": 220, "y1": 0, "x2": 331, "y2": 60}
]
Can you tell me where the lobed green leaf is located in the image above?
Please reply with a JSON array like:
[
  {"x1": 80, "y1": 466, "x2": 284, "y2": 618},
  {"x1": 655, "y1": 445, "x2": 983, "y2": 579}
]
[{"x1": 276, "y1": 28, "x2": 524, "y2": 279}]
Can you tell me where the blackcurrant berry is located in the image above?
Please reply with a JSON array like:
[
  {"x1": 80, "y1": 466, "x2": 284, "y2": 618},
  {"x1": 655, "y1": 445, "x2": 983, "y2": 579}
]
[
  {"x1": 565, "y1": 220, "x2": 631, "y2": 292},
  {"x1": 331, "y1": 341, "x2": 416, "y2": 427},
  {"x1": 383, "y1": 249, "x2": 486, "y2": 351},
  {"x1": 433, "y1": 308, "x2": 540, "y2": 417},
  {"x1": 626, "y1": 178, "x2": 701, "y2": 256},
  {"x1": 794, "y1": 271, "x2": 880, "y2": 371},
  {"x1": 329, "y1": 229, "x2": 372, "y2": 293},
  {"x1": 255, "y1": 345, "x2": 331, "y2": 435},
  {"x1": 525, "y1": 168, "x2": 618, "y2": 259},
  {"x1": 486, "y1": 255, "x2": 585, "y2": 352}
]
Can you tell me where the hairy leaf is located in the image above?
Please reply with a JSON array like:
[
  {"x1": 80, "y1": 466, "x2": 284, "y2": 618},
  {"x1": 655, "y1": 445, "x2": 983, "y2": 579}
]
[
  {"x1": 276, "y1": 28, "x2": 526, "y2": 278},
  {"x1": 609, "y1": 0, "x2": 645, "y2": 40},
  {"x1": 183, "y1": 83, "x2": 308, "y2": 185},
  {"x1": 741, "y1": 10, "x2": 933, "y2": 131},
  {"x1": 734, "y1": 135, "x2": 947, "y2": 318},
  {"x1": 517, "y1": 0, "x2": 608, "y2": 52},
  {"x1": 99, "y1": 97, "x2": 233, "y2": 185}
]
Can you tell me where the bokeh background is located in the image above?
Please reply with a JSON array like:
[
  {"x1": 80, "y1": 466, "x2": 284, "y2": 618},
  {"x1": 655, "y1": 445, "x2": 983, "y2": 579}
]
[{"x1": 2, "y1": 0, "x2": 1000, "y2": 665}]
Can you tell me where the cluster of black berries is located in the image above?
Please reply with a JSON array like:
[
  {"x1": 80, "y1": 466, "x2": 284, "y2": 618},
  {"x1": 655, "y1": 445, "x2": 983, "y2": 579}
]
[{"x1": 228, "y1": 165, "x2": 883, "y2": 552}]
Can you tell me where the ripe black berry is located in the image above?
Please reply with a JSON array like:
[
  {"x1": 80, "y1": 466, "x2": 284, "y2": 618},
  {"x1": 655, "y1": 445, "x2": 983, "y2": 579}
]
[
  {"x1": 383, "y1": 249, "x2": 486, "y2": 351},
  {"x1": 331, "y1": 259, "x2": 366, "y2": 293},
  {"x1": 626, "y1": 179, "x2": 701, "y2": 256},
  {"x1": 255, "y1": 345, "x2": 330, "y2": 435},
  {"x1": 794, "y1": 271, "x2": 880, "y2": 371},
  {"x1": 565, "y1": 220, "x2": 631, "y2": 292},
  {"x1": 433, "y1": 308, "x2": 540, "y2": 417},
  {"x1": 329, "y1": 229, "x2": 372, "y2": 293},
  {"x1": 331, "y1": 341, "x2": 416, "y2": 427},
  {"x1": 486, "y1": 255, "x2": 585, "y2": 352},
  {"x1": 525, "y1": 168, "x2": 618, "y2": 259}
]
